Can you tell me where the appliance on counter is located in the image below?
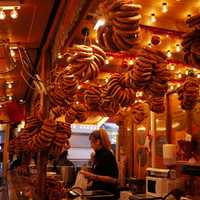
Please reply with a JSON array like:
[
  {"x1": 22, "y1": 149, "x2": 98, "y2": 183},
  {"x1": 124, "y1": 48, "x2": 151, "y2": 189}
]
[{"x1": 146, "y1": 168, "x2": 177, "y2": 197}]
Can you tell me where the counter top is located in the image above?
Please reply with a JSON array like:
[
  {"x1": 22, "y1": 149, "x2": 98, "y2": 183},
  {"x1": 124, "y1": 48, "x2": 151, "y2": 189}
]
[{"x1": 129, "y1": 194, "x2": 162, "y2": 200}]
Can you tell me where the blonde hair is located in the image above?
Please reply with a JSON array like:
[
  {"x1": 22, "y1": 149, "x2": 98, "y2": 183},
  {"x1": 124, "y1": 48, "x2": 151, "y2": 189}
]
[{"x1": 89, "y1": 128, "x2": 112, "y2": 150}]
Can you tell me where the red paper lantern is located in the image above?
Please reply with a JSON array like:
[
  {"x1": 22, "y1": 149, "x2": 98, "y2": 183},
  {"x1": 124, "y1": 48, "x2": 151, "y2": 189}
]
[{"x1": 151, "y1": 35, "x2": 161, "y2": 45}]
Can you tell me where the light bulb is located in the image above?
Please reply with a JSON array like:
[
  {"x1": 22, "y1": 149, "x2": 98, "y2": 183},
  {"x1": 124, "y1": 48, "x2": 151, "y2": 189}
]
[
  {"x1": 162, "y1": 2, "x2": 168, "y2": 13},
  {"x1": 8, "y1": 96, "x2": 12, "y2": 101},
  {"x1": 10, "y1": 8, "x2": 18, "y2": 19},
  {"x1": 178, "y1": 73, "x2": 182, "y2": 78},
  {"x1": 150, "y1": 13, "x2": 156, "y2": 23},
  {"x1": 94, "y1": 18, "x2": 105, "y2": 30},
  {"x1": 8, "y1": 83, "x2": 12, "y2": 88},
  {"x1": 136, "y1": 91, "x2": 140, "y2": 97},
  {"x1": 57, "y1": 52, "x2": 62, "y2": 59},
  {"x1": 0, "y1": 10, "x2": 6, "y2": 20},
  {"x1": 109, "y1": 56, "x2": 114, "y2": 60},
  {"x1": 10, "y1": 49, "x2": 15, "y2": 57},
  {"x1": 148, "y1": 43, "x2": 152, "y2": 47},
  {"x1": 166, "y1": 50, "x2": 172, "y2": 58},
  {"x1": 176, "y1": 44, "x2": 181, "y2": 52},
  {"x1": 128, "y1": 60, "x2": 134, "y2": 65},
  {"x1": 105, "y1": 59, "x2": 109, "y2": 64},
  {"x1": 169, "y1": 64, "x2": 175, "y2": 70},
  {"x1": 197, "y1": 74, "x2": 200, "y2": 78},
  {"x1": 187, "y1": 14, "x2": 191, "y2": 19}
]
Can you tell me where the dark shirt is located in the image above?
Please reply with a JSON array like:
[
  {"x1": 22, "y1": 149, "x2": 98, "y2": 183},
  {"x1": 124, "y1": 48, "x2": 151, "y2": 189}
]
[{"x1": 91, "y1": 148, "x2": 119, "y2": 197}]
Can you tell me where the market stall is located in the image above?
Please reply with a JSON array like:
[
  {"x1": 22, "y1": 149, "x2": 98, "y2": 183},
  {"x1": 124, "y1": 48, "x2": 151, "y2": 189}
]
[{"x1": 3, "y1": 0, "x2": 200, "y2": 200}]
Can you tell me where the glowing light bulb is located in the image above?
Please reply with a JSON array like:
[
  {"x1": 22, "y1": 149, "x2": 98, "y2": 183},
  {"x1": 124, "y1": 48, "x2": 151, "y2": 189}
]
[
  {"x1": 0, "y1": 10, "x2": 6, "y2": 20},
  {"x1": 8, "y1": 96, "x2": 12, "y2": 101},
  {"x1": 94, "y1": 18, "x2": 105, "y2": 30},
  {"x1": 177, "y1": 83, "x2": 181, "y2": 87},
  {"x1": 197, "y1": 74, "x2": 200, "y2": 78},
  {"x1": 162, "y1": 2, "x2": 168, "y2": 13},
  {"x1": 178, "y1": 73, "x2": 182, "y2": 78},
  {"x1": 10, "y1": 8, "x2": 18, "y2": 19},
  {"x1": 0, "y1": 105, "x2": 2, "y2": 108},
  {"x1": 76, "y1": 101, "x2": 79, "y2": 104},
  {"x1": 150, "y1": 13, "x2": 156, "y2": 23},
  {"x1": 57, "y1": 53, "x2": 62, "y2": 59},
  {"x1": 136, "y1": 91, "x2": 143, "y2": 97},
  {"x1": 8, "y1": 83, "x2": 12, "y2": 88},
  {"x1": 176, "y1": 44, "x2": 181, "y2": 52},
  {"x1": 170, "y1": 85, "x2": 174, "y2": 90},
  {"x1": 148, "y1": 43, "x2": 152, "y2": 47},
  {"x1": 77, "y1": 85, "x2": 81, "y2": 89},
  {"x1": 109, "y1": 56, "x2": 114, "y2": 60},
  {"x1": 136, "y1": 91, "x2": 140, "y2": 97},
  {"x1": 187, "y1": 14, "x2": 191, "y2": 19},
  {"x1": 169, "y1": 64, "x2": 175, "y2": 70},
  {"x1": 128, "y1": 60, "x2": 134, "y2": 65},
  {"x1": 166, "y1": 50, "x2": 172, "y2": 58},
  {"x1": 10, "y1": 49, "x2": 15, "y2": 57},
  {"x1": 105, "y1": 59, "x2": 109, "y2": 64}
]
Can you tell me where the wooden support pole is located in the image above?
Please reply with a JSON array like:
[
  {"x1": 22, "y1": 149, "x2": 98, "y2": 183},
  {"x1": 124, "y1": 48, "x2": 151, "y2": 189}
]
[
  {"x1": 186, "y1": 110, "x2": 193, "y2": 135},
  {"x1": 3, "y1": 124, "x2": 10, "y2": 179},
  {"x1": 36, "y1": 150, "x2": 48, "y2": 200},
  {"x1": 150, "y1": 111, "x2": 156, "y2": 168},
  {"x1": 35, "y1": 51, "x2": 50, "y2": 200},
  {"x1": 166, "y1": 93, "x2": 172, "y2": 144}
]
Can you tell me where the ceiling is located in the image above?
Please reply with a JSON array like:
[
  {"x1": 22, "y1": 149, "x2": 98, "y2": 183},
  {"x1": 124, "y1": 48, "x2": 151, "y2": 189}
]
[
  {"x1": 0, "y1": 0, "x2": 199, "y2": 125},
  {"x1": 64, "y1": 0, "x2": 200, "y2": 128},
  {"x1": 0, "y1": 0, "x2": 54, "y2": 48},
  {"x1": 0, "y1": 0, "x2": 55, "y2": 109}
]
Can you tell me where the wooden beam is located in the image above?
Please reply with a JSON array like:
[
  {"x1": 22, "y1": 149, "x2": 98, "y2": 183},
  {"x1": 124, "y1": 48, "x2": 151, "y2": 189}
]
[
  {"x1": 3, "y1": 124, "x2": 10, "y2": 179},
  {"x1": 166, "y1": 93, "x2": 172, "y2": 143}
]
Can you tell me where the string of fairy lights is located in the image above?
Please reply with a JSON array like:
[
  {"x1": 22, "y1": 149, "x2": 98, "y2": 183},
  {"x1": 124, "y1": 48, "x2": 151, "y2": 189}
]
[{"x1": 55, "y1": 0, "x2": 200, "y2": 104}]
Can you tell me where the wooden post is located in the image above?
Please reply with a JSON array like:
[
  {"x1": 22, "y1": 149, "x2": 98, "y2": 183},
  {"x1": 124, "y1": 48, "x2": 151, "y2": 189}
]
[
  {"x1": 166, "y1": 93, "x2": 172, "y2": 144},
  {"x1": 36, "y1": 150, "x2": 48, "y2": 200},
  {"x1": 3, "y1": 124, "x2": 10, "y2": 179},
  {"x1": 35, "y1": 51, "x2": 50, "y2": 200},
  {"x1": 125, "y1": 117, "x2": 134, "y2": 177},
  {"x1": 150, "y1": 111, "x2": 156, "y2": 168},
  {"x1": 186, "y1": 110, "x2": 193, "y2": 135}
]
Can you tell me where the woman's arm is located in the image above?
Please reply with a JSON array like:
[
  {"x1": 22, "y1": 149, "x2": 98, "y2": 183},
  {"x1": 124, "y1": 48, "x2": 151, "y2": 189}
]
[{"x1": 80, "y1": 170, "x2": 118, "y2": 184}]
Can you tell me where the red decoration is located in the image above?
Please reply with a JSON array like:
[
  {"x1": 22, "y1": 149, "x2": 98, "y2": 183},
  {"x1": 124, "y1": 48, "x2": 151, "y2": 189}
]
[
  {"x1": 151, "y1": 35, "x2": 161, "y2": 45},
  {"x1": 5, "y1": 102, "x2": 26, "y2": 122}
]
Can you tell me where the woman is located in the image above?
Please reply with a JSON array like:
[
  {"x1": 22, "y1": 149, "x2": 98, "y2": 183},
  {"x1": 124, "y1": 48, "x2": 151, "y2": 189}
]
[{"x1": 80, "y1": 128, "x2": 119, "y2": 198}]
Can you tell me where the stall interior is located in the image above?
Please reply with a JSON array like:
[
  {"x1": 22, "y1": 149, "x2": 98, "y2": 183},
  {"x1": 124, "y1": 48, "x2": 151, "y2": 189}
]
[{"x1": 0, "y1": 0, "x2": 199, "y2": 200}]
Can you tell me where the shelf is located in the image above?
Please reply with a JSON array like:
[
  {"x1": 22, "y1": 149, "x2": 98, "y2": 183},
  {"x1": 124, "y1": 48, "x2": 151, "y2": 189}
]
[
  {"x1": 176, "y1": 161, "x2": 200, "y2": 167},
  {"x1": 176, "y1": 161, "x2": 200, "y2": 176}
]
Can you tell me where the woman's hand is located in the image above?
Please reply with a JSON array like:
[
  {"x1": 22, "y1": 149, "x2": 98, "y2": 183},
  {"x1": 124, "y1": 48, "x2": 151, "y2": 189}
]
[{"x1": 80, "y1": 170, "x2": 96, "y2": 180}]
